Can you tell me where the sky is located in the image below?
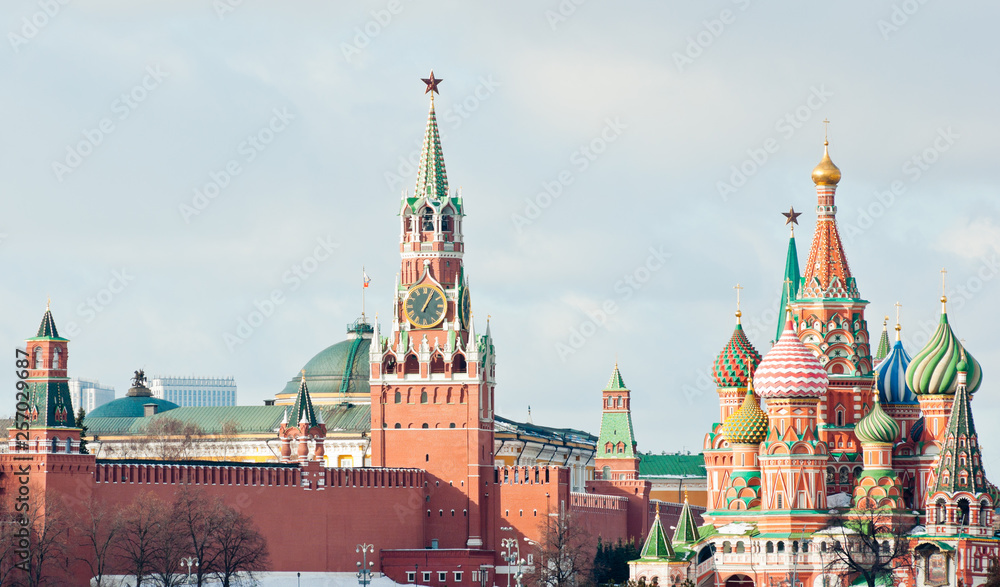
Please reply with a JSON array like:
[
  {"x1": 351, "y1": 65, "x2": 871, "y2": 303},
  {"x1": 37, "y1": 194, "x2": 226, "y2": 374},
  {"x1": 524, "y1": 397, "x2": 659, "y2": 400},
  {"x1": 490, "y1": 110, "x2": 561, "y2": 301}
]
[{"x1": 3, "y1": 1, "x2": 1000, "y2": 467}]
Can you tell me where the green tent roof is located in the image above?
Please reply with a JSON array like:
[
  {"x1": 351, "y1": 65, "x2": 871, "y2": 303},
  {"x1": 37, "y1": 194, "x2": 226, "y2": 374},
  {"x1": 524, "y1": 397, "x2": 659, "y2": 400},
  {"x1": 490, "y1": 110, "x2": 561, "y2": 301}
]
[{"x1": 639, "y1": 512, "x2": 675, "y2": 560}]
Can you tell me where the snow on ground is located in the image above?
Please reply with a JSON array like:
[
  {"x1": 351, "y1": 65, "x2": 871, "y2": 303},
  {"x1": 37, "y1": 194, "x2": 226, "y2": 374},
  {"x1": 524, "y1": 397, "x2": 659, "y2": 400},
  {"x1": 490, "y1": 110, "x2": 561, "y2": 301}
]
[{"x1": 96, "y1": 572, "x2": 404, "y2": 587}]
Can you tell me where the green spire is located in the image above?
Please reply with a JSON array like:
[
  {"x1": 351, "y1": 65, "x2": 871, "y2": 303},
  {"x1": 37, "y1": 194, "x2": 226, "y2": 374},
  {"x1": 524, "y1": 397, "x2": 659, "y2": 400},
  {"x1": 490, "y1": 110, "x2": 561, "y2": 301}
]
[
  {"x1": 290, "y1": 373, "x2": 320, "y2": 428},
  {"x1": 672, "y1": 496, "x2": 700, "y2": 545},
  {"x1": 640, "y1": 506, "x2": 675, "y2": 559},
  {"x1": 413, "y1": 94, "x2": 449, "y2": 202},
  {"x1": 30, "y1": 304, "x2": 67, "y2": 341},
  {"x1": 776, "y1": 234, "x2": 800, "y2": 341},
  {"x1": 605, "y1": 362, "x2": 627, "y2": 390},
  {"x1": 874, "y1": 319, "x2": 890, "y2": 363}
]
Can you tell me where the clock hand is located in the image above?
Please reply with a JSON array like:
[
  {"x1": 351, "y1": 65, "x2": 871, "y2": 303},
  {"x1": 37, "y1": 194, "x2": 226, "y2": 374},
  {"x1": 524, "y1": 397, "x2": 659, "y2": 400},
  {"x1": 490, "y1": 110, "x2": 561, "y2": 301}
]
[{"x1": 421, "y1": 292, "x2": 432, "y2": 312}]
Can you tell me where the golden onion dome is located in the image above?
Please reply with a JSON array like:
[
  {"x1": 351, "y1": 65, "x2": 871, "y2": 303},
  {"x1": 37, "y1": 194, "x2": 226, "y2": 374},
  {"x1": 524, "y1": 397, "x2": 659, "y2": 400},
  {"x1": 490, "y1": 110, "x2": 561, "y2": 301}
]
[{"x1": 811, "y1": 141, "x2": 842, "y2": 186}]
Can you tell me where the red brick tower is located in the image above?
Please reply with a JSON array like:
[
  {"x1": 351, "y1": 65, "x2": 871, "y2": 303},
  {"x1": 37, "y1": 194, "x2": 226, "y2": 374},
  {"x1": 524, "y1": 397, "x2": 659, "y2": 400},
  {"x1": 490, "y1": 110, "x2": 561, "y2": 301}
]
[
  {"x1": 278, "y1": 373, "x2": 327, "y2": 463},
  {"x1": 369, "y1": 72, "x2": 498, "y2": 555}
]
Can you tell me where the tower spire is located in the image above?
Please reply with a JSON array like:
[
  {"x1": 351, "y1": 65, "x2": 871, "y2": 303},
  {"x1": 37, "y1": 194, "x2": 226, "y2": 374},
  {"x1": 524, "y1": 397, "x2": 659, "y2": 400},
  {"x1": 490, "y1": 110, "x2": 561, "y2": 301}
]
[
  {"x1": 414, "y1": 71, "x2": 448, "y2": 202},
  {"x1": 776, "y1": 214, "x2": 800, "y2": 341}
]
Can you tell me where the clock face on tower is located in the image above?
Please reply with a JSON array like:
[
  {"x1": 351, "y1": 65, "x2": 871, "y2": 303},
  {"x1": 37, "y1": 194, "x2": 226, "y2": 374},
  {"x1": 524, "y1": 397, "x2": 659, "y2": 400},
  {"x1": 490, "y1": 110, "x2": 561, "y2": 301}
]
[
  {"x1": 404, "y1": 284, "x2": 447, "y2": 328},
  {"x1": 459, "y1": 286, "x2": 471, "y2": 329}
]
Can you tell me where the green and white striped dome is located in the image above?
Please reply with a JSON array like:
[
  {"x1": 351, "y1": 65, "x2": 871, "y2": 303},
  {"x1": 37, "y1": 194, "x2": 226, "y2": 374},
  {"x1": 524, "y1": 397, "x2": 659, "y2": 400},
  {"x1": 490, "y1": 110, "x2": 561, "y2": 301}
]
[
  {"x1": 854, "y1": 394, "x2": 900, "y2": 444},
  {"x1": 905, "y1": 307, "x2": 982, "y2": 395}
]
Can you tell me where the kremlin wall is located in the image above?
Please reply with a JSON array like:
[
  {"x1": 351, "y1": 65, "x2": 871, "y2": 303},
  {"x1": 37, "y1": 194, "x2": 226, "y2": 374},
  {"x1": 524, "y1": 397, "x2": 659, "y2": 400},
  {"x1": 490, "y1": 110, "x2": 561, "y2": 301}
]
[{"x1": 3, "y1": 77, "x2": 999, "y2": 587}]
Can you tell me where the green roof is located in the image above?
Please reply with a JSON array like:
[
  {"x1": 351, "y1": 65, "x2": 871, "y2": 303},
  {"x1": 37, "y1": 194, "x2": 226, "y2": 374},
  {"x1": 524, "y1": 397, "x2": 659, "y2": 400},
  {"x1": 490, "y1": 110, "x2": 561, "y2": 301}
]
[
  {"x1": 597, "y1": 411, "x2": 636, "y2": 459},
  {"x1": 279, "y1": 329, "x2": 371, "y2": 399},
  {"x1": 288, "y1": 377, "x2": 320, "y2": 428},
  {"x1": 28, "y1": 309, "x2": 67, "y2": 341},
  {"x1": 638, "y1": 453, "x2": 706, "y2": 478},
  {"x1": 777, "y1": 234, "x2": 800, "y2": 341},
  {"x1": 413, "y1": 94, "x2": 449, "y2": 202},
  {"x1": 86, "y1": 404, "x2": 371, "y2": 437}
]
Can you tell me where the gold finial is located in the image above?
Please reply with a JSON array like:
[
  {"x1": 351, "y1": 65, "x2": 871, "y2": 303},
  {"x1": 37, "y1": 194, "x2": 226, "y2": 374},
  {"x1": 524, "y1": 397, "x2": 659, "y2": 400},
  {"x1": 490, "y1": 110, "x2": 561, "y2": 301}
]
[
  {"x1": 823, "y1": 118, "x2": 830, "y2": 146},
  {"x1": 300, "y1": 369, "x2": 306, "y2": 382},
  {"x1": 812, "y1": 120, "x2": 842, "y2": 186},
  {"x1": 684, "y1": 490, "x2": 689, "y2": 503},
  {"x1": 46, "y1": 297, "x2": 50, "y2": 311},
  {"x1": 783, "y1": 279, "x2": 793, "y2": 318},
  {"x1": 940, "y1": 268, "x2": 949, "y2": 313},
  {"x1": 894, "y1": 302, "x2": 902, "y2": 338},
  {"x1": 734, "y1": 283, "x2": 743, "y2": 323},
  {"x1": 655, "y1": 502, "x2": 660, "y2": 518}
]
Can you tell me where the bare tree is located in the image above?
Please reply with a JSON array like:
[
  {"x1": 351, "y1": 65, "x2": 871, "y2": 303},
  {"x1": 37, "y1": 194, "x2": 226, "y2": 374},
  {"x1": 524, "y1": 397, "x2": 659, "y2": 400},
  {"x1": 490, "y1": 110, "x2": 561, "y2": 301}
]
[
  {"x1": 116, "y1": 491, "x2": 167, "y2": 587},
  {"x1": 528, "y1": 507, "x2": 595, "y2": 587},
  {"x1": 213, "y1": 506, "x2": 270, "y2": 587},
  {"x1": 986, "y1": 555, "x2": 1000, "y2": 587},
  {"x1": 142, "y1": 417, "x2": 205, "y2": 461},
  {"x1": 217, "y1": 420, "x2": 242, "y2": 459},
  {"x1": 16, "y1": 494, "x2": 73, "y2": 587},
  {"x1": 822, "y1": 505, "x2": 914, "y2": 587},
  {"x1": 76, "y1": 498, "x2": 123, "y2": 587},
  {"x1": 0, "y1": 504, "x2": 25, "y2": 586},
  {"x1": 173, "y1": 485, "x2": 225, "y2": 587}
]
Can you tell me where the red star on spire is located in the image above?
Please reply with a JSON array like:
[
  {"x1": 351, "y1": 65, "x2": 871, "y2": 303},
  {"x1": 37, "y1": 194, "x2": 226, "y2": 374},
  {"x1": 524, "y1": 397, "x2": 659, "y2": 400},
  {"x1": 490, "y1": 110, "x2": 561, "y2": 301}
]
[{"x1": 421, "y1": 71, "x2": 443, "y2": 95}]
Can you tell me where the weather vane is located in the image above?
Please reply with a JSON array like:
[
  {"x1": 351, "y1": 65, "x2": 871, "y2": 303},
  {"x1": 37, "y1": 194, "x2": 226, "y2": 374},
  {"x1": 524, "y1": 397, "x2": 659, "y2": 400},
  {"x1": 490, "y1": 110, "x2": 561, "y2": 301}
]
[{"x1": 822, "y1": 118, "x2": 830, "y2": 145}]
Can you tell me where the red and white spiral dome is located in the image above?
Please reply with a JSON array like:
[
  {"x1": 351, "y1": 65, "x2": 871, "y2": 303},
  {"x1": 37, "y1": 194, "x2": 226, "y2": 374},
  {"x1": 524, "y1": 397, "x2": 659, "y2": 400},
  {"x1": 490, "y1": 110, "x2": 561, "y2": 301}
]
[{"x1": 753, "y1": 317, "x2": 828, "y2": 398}]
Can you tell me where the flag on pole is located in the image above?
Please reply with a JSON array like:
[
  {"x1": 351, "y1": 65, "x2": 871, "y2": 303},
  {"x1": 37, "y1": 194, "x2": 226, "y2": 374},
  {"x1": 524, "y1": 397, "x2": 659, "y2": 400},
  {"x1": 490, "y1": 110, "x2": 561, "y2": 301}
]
[{"x1": 363, "y1": 270, "x2": 372, "y2": 288}]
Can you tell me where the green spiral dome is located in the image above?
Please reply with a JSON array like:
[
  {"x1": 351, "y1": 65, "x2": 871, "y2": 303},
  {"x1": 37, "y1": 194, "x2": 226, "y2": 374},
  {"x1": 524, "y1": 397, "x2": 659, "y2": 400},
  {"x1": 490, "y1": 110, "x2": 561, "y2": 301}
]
[
  {"x1": 855, "y1": 395, "x2": 900, "y2": 444},
  {"x1": 723, "y1": 388, "x2": 769, "y2": 445},
  {"x1": 905, "y1": 310, "x2": 982, "y2": 395}
]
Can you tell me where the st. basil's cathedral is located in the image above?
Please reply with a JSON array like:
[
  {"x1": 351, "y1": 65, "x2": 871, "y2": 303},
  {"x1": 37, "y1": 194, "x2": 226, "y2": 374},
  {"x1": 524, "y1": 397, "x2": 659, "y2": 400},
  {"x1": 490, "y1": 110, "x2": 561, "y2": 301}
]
[{"x1": 1, "y1": 74, "x2": 998, "y2": 587}]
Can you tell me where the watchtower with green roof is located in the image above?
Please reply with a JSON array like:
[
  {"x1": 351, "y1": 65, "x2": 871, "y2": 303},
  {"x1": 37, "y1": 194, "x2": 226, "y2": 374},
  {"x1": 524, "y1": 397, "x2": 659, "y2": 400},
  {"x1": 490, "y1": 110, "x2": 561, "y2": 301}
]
[
  {"x1": 596, "y1": 363, "x2": 639, "y2": 480},
  {"x1": 12, "y1": 304, "x2": 82, "y2": 455}
]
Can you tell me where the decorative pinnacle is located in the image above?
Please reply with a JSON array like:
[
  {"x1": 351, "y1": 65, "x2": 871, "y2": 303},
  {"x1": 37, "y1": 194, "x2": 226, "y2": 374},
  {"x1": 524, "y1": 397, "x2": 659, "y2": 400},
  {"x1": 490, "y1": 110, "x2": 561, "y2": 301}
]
[
  {"x1": 46, "y1": 297, "x2": 51, "y2": 311},
  {"x1": 940, "y1": 268, "x2": 948, "y2": 308},
  {"x1": 894, "y1": 301, "x2": 902, "y2": 338},
  {"x1": 300, "y1": 369, "x2": 306, "y2": 382},
  {"x1": 734, "y1": 283, "x2": 743, "y2": 323},
  {"x1": 823, "y1": 118, "x2": 830, "y2": 146}
]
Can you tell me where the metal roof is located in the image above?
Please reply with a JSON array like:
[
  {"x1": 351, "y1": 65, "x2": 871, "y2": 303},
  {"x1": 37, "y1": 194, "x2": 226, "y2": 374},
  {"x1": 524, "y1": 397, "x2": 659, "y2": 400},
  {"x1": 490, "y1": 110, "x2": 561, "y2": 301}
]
[{"x1": 638, "y1": 453, "x2": 706, "y2": 478}]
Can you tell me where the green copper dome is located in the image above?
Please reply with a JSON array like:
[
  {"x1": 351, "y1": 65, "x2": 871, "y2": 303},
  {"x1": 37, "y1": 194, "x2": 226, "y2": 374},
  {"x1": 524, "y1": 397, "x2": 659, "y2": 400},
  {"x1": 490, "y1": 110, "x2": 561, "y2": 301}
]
[
  {"x1": 89, "y1": 396, "x2": 179, "y2": 418},
  {"x1": 855, "y1": 394, "x2": 900, "y2": 444},
  {"x1": 905, "y1": 309, "x2": 982, "y2": 395},
  {"x1": 722, "y1": 388, "x2": 769, "y2": 445},
  {"x1": 278, "y1": 321, "x2": 372, "y2": 400}
]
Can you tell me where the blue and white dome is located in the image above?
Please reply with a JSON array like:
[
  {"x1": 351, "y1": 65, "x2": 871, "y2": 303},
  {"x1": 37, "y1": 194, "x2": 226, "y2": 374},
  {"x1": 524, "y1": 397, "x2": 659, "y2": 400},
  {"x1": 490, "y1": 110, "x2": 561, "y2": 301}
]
[{"x1": 874, "y1": 337, "x2": 916, "y2": 405}]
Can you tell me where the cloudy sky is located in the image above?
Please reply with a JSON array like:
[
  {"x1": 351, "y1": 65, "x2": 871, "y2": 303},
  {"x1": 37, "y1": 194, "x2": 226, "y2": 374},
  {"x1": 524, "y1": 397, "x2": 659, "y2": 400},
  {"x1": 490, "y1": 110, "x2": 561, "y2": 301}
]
[{"x1": 3, "y1": 1, "x2": 1000, "y2": 464}]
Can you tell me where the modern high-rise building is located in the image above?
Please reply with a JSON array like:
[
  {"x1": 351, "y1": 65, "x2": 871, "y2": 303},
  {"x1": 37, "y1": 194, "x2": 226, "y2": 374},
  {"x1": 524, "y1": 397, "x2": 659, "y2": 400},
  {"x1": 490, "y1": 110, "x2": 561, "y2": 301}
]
[
  {"x1": 147, "y1": 376, "x2": 236, "y2": 407},
  {"x1": 68, "y1": 378, "x2": 115, "y2": 414}
]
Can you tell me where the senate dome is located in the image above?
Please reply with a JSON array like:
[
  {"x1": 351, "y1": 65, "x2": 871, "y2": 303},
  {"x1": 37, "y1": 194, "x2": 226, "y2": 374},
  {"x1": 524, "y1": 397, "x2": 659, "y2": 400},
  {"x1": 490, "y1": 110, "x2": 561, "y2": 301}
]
[{"x1": 275, "y1": 319, "x2": 373, "y2": 406}]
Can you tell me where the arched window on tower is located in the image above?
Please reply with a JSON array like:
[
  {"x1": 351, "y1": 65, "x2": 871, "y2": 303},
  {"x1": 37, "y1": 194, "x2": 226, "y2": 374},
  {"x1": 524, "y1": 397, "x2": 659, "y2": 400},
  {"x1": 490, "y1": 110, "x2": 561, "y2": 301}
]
[
  {"x1": 394, "y1": 391, "x2": 402, "y2": 404},
  {"x1": 404, "y1": 354, "x2": 420, "y2": 375},
  {"x1": 958, "y1": 499, "x2": 970, "y2": 526},
  {"x1": 452, "y1": 353, "x2": 467, "y2": 374},
  {"x1": 420, "y1": 391, "x2": 428, "y2": 404},
  {"x1": 51, "y1": 347, "x2": 61, "y2": 369},
  {"x1": 441, "y1": 215, "x2": 453, "y2": 232},
  {"x1": 422, "y1": 207, "x2": 435, "y2": 232},
  {"x1": 935, "y1": 499, "x2": 946, "y2": 524},
  {"x1": 33, "y1": 347, "x2": 43, "y2": 369},
  {"x1": 430, "y1": 354, "x2": 445, "y2": 374},
  {"x1": 836, "y1": 408, "x2": 845, "y2": 427},
  {"x1": 980, "y1": 500, "x2": 990, "y2": 527},
  {"x1": 383, "y1": 355, "x2": 396, "y2": 374}
]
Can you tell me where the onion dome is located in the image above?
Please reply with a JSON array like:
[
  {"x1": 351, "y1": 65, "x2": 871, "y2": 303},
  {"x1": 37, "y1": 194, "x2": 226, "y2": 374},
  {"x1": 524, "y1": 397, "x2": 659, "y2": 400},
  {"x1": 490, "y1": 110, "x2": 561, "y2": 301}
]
[
  {"x1": 754, "y1": 314, "x2": 829, "y2": 398},
  {"x1": 722, "y1": 388, "x2": 769, "y2": 444},
  {"x1": 874, "y1": 324, "x2": 916, "y2": 405},
  {"x1": 713, "y1": 313, "x2": 762, "y2": 388},
  {"x1": 855, "y1": 390, "x2": 900, "y2": 444},
  {"x1": 811, "y1": 140, "x2": 841, "y2": 186},
  {"x1": 909, "y1": 416, "x2": 925, "y2": 443},
  {"x1": 905, "y1": 301, "x2": 982, "y2": 395}
]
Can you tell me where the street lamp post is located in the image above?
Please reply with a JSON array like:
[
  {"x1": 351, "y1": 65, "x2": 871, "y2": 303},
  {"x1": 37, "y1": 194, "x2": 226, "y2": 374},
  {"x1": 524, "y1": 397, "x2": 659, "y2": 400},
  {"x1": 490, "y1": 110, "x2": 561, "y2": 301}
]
[
  {"x1": 500, "y1": 527, "x2": 521, "y2": 587},
  {"x1": 357, "y1": 543, "x2": 375, "y2": 587},
  {"x1": 180, "y1": 556, "x2": 198, "y2": 583}
]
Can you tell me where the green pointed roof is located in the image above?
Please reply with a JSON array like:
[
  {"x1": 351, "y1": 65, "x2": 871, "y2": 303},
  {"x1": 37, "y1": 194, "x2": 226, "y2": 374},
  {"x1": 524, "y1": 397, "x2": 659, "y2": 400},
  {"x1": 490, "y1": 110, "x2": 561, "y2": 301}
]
[
  {"x1": 776, "y1": 234, "x2": 800, "y2": 342},
  {"x1": 854, "y1": 391, "x2": 900, "y2": 445},
  {"x1": 640, "y1": 509, "x2": 675, "y2": 559},
  {"x1": 289, "y1": 375, "x2": 320, "y2": 428},
  {"x1": 605, "y1": 363, "x2": 627, "y2": 390},
  {"x1": 672, "y1": 498, "x2": 701, "y2": 545},
  {"x1": 928, "y1": 372, "x2": 995, "y2": 498},
  {"x1": 29, "y1": 308, "x2": 68, "y2": 341},
  {"x1": 874, "y1": 322, "x2": 890, "y2": 363},
  {"x1": 413, "y1": 96, "x2": 449, "y2": 202}
]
